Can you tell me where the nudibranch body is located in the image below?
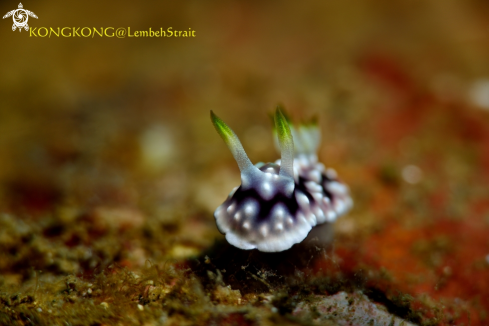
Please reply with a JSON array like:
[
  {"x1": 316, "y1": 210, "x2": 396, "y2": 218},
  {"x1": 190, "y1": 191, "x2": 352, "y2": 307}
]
[{"x1": 211, "y1": 108, "x2": 352, "y2": 252}]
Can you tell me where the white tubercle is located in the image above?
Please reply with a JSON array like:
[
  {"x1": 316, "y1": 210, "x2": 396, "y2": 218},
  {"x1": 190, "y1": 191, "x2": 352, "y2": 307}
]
[
  {"x1": 307, "y1": 169, "x2": 322, "y2": 183},
  {"x1": 275, "y1": 222, "x2": 284, "y2": 232},
  {"x1": 325, "y1": 168, "x2": 338, "y2": 180},
  {"x1": 296, "y1": 191, "x2": 310, "y2": 209},
  {"x1": 227, "y1": 202, "x2": 236, "y2": 214},
  {"x1": 243, "y1": 200, "x2": 257, "y2": 217},
  {"x1": 327, "y1": 181, "x2": 349, "y2": 195},
  {"x1": 305, "y1": 181, "x2": 323, "y2": 193},
  {"x1": 242, "y1": 221, "x2": 251, "y2": 230},
  {"x1": 313, "y1": 206, "x2": 325, "y2": 224},
  {"x1": 273, "y1": 204, "x2": 286, "y2": 220}
]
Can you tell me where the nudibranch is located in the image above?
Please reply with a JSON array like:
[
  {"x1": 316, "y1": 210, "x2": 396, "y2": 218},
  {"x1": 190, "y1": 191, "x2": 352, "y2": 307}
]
[{"x1": 211, "y1": 107, "x2": 352, "y2": 252}]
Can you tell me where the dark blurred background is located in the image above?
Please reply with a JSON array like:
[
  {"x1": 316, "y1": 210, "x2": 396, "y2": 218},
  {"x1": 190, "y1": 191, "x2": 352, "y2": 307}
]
[{"x1": 1, "y1": 0, "x2": 489, "y2": 211}]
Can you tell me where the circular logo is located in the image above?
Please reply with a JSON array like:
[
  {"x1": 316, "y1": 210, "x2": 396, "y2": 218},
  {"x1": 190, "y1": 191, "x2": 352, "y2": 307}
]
[{"x1": 13, "y1": 9, "x2": 28, "y2": 27}]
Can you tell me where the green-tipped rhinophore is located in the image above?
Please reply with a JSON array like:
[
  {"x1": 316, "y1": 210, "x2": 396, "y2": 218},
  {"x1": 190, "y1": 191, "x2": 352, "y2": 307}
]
[
  {"x1": 274, "y1": 107, "x2": 295, "y2": 179},
  {"x1": 210, "y1": 111, "x2": 254, "y2": 173}
]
